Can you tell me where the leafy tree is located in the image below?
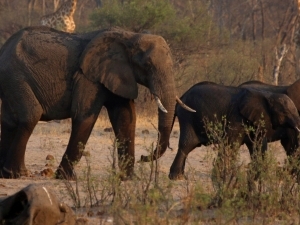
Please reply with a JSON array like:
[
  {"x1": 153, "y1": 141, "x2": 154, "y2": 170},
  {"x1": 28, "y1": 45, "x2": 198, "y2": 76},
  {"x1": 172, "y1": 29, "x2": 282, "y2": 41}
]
[
  {"x1": 89, "y1": 0, "x2": 175, "y2": 32},
  {"x1": 89, "y1": 0, "x2": 220, "y2": 50},
  {"x1": 162, "y1": 1, "x2": 221, "y2": 50}
]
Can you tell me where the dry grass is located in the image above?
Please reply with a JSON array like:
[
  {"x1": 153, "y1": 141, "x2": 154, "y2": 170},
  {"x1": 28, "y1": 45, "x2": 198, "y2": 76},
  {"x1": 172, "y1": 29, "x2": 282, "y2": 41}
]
[{"x1": 0, "y1": 113, "x2": 299, "y2": 224}]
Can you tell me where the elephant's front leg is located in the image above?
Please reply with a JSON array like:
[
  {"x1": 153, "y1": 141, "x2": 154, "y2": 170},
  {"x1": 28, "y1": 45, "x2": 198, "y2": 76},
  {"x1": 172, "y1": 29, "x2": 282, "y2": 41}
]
[
  {"x1": 169, "y1": 145, "x2": 197, "y2": 180},
  {"x1": 55, "y1": 78, "x2": 103, "y2": 179},
  {"x1": 281, "y1": 129, "x2": 298, "y2": 156},
  {"x1": 281, "y1": 129, "x2": 300, "y2": 178},
  {"x1": 169, "y1": 126, "x2": 199, "y2": 180},
  {"x1": 106, "y1": 99, "x2": 136, "y2": 180},
  {"x1": 56, "y1": 114, "x2": 100, "y2": 179}
]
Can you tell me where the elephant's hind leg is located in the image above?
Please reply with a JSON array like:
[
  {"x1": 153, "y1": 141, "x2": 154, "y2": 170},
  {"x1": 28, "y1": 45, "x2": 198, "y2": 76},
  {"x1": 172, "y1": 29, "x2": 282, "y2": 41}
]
[
  {"x1": 0, "y1": 100, "x2": 17, "y2": 167},
  {"x1": 0, "y1": 92, "x2": 43, "y2": 178}
]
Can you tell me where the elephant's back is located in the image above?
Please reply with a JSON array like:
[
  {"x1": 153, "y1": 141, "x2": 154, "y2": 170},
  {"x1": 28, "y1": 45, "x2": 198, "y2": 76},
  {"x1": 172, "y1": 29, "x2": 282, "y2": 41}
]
[
  {"x1": 0, "y1": 27, "x2": 91, "y2": 118},
  {"x1": 176, "y1": 82, "x2": 239, "y2": 145},
  {"x1": 178, "y1": 82, "x2": 238, "y2": 121},
  {"x1": 239, "y1": 81, "x2": 287, "y2": 94},
  {"x1": 0, "y1": 26, "x2": 88, "y2": 79}
]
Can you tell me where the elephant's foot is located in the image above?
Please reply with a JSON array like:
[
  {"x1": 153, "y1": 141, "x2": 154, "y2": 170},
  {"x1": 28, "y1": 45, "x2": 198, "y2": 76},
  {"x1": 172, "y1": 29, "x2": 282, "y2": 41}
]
[
  {"x1": 168, "y1": 172, "x2": 186, "y2": 180},
  {"x1": 118, "y1": 173, "x2": 131, "y2": 181},
  {"x1": 290, "y1": 167, "x2": 300, "y2": 183},
  {"x1": 140, "y1": 154, "x2": 160, "y2": 162},
  {"x1": 0, "y1": 166, "x2": 30, "y2": 178},
  {"x1": 54, "y1": 167, "x2": 76, "y2": 180},
  {"x1": 118, "y1": 158, "x2": 135, "y2": 181},
  {"x1": 118, "y1": 170, "x2": 139, "y2": 181},
  {"x1": 55, "y1": 159, "x2": 77, "y2": 180},
  {"x1": 139, "y1": 155, "x2": 152, "y2": 162}
]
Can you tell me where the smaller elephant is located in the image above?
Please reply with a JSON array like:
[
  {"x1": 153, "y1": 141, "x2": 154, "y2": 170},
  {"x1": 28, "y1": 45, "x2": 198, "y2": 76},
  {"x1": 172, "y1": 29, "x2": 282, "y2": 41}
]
[
  {"x1": 169, "y1": 81, "x2": 300, "y2": 180},
  {"x1": 239, "y1": 80, "x2": 300, "y2": 156}
]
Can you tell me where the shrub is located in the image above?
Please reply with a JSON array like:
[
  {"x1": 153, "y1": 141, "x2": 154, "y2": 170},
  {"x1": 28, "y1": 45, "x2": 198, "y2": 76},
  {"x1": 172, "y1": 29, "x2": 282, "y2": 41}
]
[{"x1": 89, "y1": 0, "x2": 175, "y2": 32}]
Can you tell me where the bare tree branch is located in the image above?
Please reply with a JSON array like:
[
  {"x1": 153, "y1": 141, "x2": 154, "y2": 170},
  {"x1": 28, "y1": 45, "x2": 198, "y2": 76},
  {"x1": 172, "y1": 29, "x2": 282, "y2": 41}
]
[{"x1": 273, "y1": 44, "x2": 289, "y2": 85}]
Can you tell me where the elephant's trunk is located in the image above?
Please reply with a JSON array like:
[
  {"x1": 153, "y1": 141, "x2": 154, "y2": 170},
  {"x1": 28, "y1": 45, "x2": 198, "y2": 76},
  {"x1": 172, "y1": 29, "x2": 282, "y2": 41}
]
[{"x1": 140, "y1": 72, "x2": 176, "y2": 162}]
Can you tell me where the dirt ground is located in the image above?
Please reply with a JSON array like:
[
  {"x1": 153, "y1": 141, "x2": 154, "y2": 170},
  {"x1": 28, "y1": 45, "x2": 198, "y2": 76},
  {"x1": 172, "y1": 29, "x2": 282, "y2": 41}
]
[{"x1": 0, "y1": 114, "x2": 288, "y2": 224}]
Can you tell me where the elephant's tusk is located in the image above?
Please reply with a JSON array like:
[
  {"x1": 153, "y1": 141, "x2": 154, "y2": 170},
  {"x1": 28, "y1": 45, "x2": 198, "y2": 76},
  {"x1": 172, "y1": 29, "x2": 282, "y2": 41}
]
[
  {"x1": 296, "y1": 127, "x2": 300, "y2": 133},
  {"x1": 42, "y1": 187, "x2": 53, "y2": 205},
  {"x1": 176, "y1": 96, "x2": 196, "y2": 112},
  {"x1": 155, "y1": 96, "x2": 168, "y2": 113}
]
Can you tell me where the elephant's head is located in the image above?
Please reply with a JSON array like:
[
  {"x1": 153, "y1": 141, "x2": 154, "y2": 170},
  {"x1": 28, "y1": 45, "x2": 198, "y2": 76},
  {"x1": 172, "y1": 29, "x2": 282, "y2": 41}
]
[
  {"x1": 79, "y1": 28, "x2": 178, "y2": 161},
  {"x1": 239, "y1": 89, "x2": 300, "y2": 132}
]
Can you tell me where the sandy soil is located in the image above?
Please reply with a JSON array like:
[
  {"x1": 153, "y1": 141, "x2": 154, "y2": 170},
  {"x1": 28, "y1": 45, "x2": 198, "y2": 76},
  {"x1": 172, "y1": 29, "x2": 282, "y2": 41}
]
[{"x1": 0, "y1": 115, "x2": 288, "y2": 224}]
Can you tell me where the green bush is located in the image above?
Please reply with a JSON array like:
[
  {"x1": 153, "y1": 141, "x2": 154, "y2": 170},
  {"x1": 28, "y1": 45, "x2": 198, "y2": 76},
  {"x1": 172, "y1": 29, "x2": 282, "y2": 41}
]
[
  {"x1": 162, "y1": 2, "x2": 221, "y2": 51},
  {"x1": 89, "y1": 0, "x2": 175, "y2": 32},
  {"x1": 89, "y1": 0, "x2": 220, "y2": 48}
]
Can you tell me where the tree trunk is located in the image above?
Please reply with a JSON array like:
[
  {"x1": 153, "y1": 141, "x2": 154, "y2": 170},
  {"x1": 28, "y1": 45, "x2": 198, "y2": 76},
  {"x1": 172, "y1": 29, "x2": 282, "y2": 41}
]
[
  {"x1": 78, "y1": 0, "x2": 89, "y2": 18},
  {"x1": 272, "y1": 1, "x2": 296, "y2": 83},
  {"x1": 259, "y1": 0, "x2": 266, "y2": 77},
  {"x1": 251, "y1": 0, "x2": 257, "y2": 44},
  {"x1": 42, "y1": 0, "x2": 45, "y2": 15},
  {"x1": 273, "y1": 44, "x2": 288, "y2": 85},
  {"x1": 259, "y1": 0, "x2": 265, "y2": 41},
  {"x1": 95, "y1": 0, "x2": 102, "y2": 7},
  {"x1": 27, "y1": 0, "x2": 35, "y2": 26},
  {"x1": 54, "y1": 0, "x2": 60, "y2": 11},
  {"x1": 5, "y1": 0, "x2": 10, "y2": 11},
  {"x1": 295, "y1": 0, "x2": 300, "y2": 79}
]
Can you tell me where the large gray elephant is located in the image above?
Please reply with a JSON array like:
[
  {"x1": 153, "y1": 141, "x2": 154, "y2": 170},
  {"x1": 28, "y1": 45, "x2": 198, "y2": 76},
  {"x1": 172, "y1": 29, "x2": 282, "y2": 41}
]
[
  {"x1": 167, "y1": 82, "x2": 300, "y2": 180},
  {"x1": 0, "y1": 26, "x2": 189, "y2": 179},
  {"x1": 239, "y1": 80, "x2": 300, "y2": 156}
]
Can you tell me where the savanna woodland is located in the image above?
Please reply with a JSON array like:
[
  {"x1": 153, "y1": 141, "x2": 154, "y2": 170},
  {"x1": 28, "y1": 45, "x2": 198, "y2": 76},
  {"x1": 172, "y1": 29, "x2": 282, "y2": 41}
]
[{"x1": 1, "y1": 0, "x2": 300, "y2": 224}]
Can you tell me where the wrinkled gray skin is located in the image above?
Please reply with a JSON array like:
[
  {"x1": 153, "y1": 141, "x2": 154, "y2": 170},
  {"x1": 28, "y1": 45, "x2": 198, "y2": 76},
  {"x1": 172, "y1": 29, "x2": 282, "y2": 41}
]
[
  {"x1": 239, "y1": 80, "x2": 300, "y2": 156},
  {"x1": 0, "y1": 184, "x2": 76, "y2": 225},
  {"x1": 169, "y1": 82, "x2": 300, "y2": 180},
  {"x1": 0, "y1": 26, "x2": 177, "y2": 179}
]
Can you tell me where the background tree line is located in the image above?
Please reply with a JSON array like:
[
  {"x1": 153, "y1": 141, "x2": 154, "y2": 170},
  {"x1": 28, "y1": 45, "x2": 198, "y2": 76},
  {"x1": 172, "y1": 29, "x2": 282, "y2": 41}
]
[{"x1": 0, "y1": 0, "x2": 298, "y2": 99}]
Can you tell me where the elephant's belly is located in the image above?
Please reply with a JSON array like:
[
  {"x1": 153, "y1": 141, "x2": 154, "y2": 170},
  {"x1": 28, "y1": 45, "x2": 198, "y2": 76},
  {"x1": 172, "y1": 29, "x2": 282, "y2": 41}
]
[
  {"x1": 40, "y1": 111, "x2": 71, "y2": 121},
  {"x1": 37, "y1": 85, "x2": 73, "y2": 121},
  {"x1": 198, "y1": 132, "x2": 210, "y2": 145},
  {"x1": 39, "y1": 99, "x2": 72, "y2": 121}
]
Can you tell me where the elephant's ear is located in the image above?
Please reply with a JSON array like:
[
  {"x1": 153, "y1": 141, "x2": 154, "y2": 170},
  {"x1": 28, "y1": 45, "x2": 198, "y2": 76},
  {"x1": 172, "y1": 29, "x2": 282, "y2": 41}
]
[
  {"x1": 238, "y1": 89, "x2": 273, "y2": 129},
  {"x1": 287, "y1": 80, "x2": 300, "y2": 112},
  {"x1": 79, "y1": 32, "x2": 138, "y2": 99}
]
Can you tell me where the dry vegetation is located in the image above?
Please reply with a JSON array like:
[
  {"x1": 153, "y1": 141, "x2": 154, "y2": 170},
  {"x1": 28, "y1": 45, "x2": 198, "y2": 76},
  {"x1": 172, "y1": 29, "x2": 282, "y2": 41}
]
[{"x1": 1, "y1": 112, "x2": 299, "y2": 224}]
